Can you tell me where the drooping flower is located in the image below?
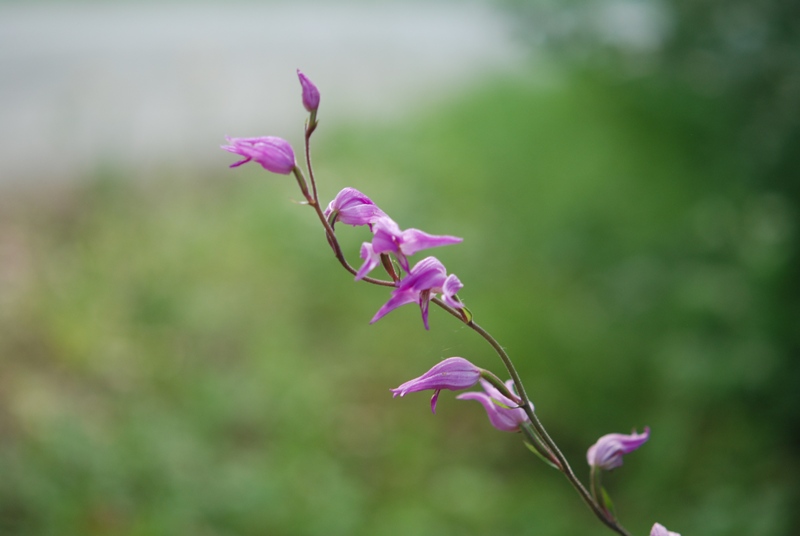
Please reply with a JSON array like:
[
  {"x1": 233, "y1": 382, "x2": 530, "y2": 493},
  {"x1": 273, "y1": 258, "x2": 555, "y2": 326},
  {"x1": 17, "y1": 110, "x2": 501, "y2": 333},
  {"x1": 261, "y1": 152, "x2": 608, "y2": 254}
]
[
  {"x1": 370, "y1": 256, "x2": 464, "y2": 329},
  {"x1": 586, "y1": 427, "x2": 650, "y2": 470},
  {"x1": 356, "y1": 216, "x2": 462, "y2": 278},
  {"x1": 297, "y1": 69, "x2": 320, "y2": 113},
  {"x1": 221, "y1": 136, "x2": 296, "y2": 175},
  {"x1": 324, "y1": 187, "x2": 385, "y2": 228},
  {"x1": 650, "y1": 523, "x2": 680, "y2": 536},
  {"x1": 391, "y1": 357, "x2": 482, "y2": 414},
  {"x1": 457, "y1": 378, "x2": 529, "y2": 432}
]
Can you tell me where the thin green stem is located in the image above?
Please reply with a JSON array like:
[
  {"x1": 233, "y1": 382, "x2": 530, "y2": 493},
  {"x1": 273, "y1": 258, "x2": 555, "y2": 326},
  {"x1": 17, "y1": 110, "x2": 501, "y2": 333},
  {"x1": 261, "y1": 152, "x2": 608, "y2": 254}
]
[
  {"x1": 457, "y1": 311, "x2": 630, "y2": 535},
  {"x1": 428, "y1": 298, "x2": 629, "y2": 535},
  {"x1": 307, "y1": 188, "x2": 395, "y2": 288},
  {"x1": 304, "y1": 119, "x2": 319, "y2": 204}
]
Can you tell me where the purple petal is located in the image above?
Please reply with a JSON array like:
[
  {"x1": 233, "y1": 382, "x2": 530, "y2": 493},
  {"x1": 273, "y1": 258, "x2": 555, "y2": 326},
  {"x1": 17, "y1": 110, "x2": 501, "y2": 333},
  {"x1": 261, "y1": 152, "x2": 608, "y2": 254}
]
[
  {"x1": 650, "y1": 523, "x2": 680, "y2": 536},
  {"x1": 430, "y1": 390, "x2": 441, "y2": 414},
  {"x1": 419, "y1": 289, "x2": 432, "y2": 330},
  {"x1": 390, "y1": 357, "x2": 482, "y2": 401},
  {"x1": 397, "y1": 257, "x2": 447, "y2": 292},
  {"x1": 324, "y1": 187, "x2": 385, "y2": 227},
  {"x1": 370, "y1": 289, "x2": 418, "y2": 324},
  {"x1": 371, "y1": 217, "x2": 402, "y2": 255},
  {"x1": 441, "y1": 273, "x2": 464, "y2": 309},
  {"x1": 368, "y1": 257, "x2": 451, "y2": 327},
  {"x1": 478, "y1": 379, "x2": 526, "y2": 409},
  {"x1": 356, "y1": 242, "x2": 381, "y2": 280},
  {"x1": 221, "y1": 136, "x2": 296, "y2": 175},
  {"x1": 587, "y1": 427, "x2": 650, "y2": 470},
  {"x1": 399, "y1": 228, "x2": 463, "y2": 257},
  {"x1": 456, "y1": 391, "x2": 527, "y2": 432}
]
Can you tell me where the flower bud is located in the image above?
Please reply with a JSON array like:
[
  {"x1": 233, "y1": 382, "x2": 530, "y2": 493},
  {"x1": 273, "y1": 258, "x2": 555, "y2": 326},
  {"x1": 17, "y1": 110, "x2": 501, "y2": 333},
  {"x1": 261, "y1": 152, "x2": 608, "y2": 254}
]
[{"x1": 297, "y1": 69, "x2": 320, "y2": 113}]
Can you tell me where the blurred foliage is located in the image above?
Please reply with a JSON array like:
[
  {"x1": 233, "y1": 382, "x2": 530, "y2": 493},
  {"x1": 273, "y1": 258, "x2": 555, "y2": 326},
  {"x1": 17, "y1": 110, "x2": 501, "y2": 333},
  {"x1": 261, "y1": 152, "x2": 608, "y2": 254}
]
[
  {"x1": 1, "y1": 67, "x2": 795, "y2": 535},
  {"x1": 3, "y1": 0, "x2": 800, "y2": 525}
]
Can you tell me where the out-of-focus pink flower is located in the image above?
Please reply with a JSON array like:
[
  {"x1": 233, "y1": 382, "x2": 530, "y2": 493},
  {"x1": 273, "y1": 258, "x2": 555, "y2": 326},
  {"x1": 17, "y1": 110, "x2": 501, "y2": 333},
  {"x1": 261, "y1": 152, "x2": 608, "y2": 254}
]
[
  {"x1": 391, "y1": 357, "x2": 482, "y2": 414},
  {"x1": 586, "y1": 427, "x2": 650, "y2": 470},
  {"x1": 297, "y1": 69, "x2": 320, "y2": 112},
  {"x1": 324, "y1": 187, "x2": 385, "y2": 228},
  {"x1": 221, "y1": 136, "x2": 296, "y2": 175},
  {"x1": 370, "y1": 256, "x2": 464, "y2": 329},
  {"x1": 456, "y1": 379, "x2": 529, "y2": 432},
  {"x1": 650, "y1": 522, "x2": 680, "y2": 536}
]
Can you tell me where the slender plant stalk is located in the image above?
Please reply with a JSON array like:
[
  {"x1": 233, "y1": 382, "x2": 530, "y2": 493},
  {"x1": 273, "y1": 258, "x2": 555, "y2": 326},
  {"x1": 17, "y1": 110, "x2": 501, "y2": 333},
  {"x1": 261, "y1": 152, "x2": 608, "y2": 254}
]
[{"x1": 304, "y1": 118, "x2": 319, "y2": 204}]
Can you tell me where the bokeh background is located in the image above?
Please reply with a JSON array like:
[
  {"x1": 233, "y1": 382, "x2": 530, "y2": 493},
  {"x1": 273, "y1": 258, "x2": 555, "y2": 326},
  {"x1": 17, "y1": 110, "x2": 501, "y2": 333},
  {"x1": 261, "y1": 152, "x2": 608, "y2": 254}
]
[{"x1": 1, "y1": 0, "x2": 798, "y2": 535}]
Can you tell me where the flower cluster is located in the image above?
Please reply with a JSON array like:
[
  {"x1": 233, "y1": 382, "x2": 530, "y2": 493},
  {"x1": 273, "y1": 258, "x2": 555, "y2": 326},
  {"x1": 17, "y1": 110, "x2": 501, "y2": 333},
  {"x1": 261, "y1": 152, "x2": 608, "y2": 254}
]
[
  {"x1": 328, "y1": 189, "x2": 465, "y2": 328},
  {"x1": 222, "y1": 68, "x2": 679, "y2": 536}
]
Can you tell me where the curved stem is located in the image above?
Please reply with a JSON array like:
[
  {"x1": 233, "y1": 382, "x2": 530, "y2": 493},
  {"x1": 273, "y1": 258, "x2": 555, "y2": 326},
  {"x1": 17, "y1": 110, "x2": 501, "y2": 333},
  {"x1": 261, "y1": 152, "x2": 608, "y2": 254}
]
[
  {"x1": 304, "y1": 121, "x2": 319, "y2": 204},
  {"x1": 430, "y1": 298, "x2": 630, "y2": 536},
  {"x1": 310, "y1": 199, "x2": 395, "y2": 287}
]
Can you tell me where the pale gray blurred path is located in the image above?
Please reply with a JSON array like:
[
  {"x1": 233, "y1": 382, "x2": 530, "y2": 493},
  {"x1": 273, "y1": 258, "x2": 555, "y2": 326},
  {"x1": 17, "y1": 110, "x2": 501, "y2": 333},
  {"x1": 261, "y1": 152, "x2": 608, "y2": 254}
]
[{"x1": 0, "y1": 1, "x2": 525, "y2": 184}]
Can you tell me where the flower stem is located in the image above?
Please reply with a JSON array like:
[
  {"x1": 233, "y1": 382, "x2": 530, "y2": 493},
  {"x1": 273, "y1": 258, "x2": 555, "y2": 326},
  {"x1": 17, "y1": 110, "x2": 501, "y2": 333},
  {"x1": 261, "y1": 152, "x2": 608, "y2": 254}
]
[
  {"x1": 304, "y1": 182, "x2": 395, "y2": 287},
  {"x1": 427, "y1": 297, "x2": 629, "y2": 535},
  {"x1": 304, "y1": 120, "x2": 319, "y2": 204},
  {"x1": 299, "y1": 119, "x2": 394, "y2": 287}
]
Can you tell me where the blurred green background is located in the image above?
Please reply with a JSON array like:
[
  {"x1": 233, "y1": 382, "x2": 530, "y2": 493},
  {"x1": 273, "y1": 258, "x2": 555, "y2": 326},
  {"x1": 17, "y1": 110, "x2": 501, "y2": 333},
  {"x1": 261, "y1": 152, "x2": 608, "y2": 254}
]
[{"x1": 1, "y1": 1, "x2": 798, "y2": 535}]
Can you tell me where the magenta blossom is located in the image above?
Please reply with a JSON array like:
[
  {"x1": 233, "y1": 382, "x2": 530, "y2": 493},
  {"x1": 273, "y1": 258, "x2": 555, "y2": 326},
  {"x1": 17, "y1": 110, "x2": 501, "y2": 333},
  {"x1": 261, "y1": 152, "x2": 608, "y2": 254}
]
[
  {"x1": 297, "y1": 69, "x2": 320, "y2": 113},
  {"x1": 586, "y1": 427, "x2": 650, "y2": 470},
  {"x1": 357, "y1": 216, "x2": 462, "y2": 277},
  {"x1": 324, "y1": 187, "x2": 385, "y2": 228},
  {"x1": 391, "y1": 357, "x2": 482, "y2": 414},
  {"x1": 221, "y1": 136, "x2": 296, "y2": 175},
  {"x1": 370, "y1": 256, "x2": 464, "y2": 329},
  {"x1": 650, "y1": 523, "x2": 680, "y2": 536},
  {"x1": 457, "y1": 379, "x2": 529, "y2": 432}
]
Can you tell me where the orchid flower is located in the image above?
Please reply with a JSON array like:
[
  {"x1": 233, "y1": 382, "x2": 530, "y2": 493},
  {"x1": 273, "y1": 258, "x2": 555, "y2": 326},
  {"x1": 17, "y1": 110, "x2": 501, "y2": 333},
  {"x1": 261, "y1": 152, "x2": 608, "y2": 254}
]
[
  {"x1": 457, "y1": 378, "x2": 530, "y2": 432},
  {"x1": 587, "y1": 427, "x2": 650, "y2": 470},
  {"x1": 221, "y1": 136, "x2": 296, "y2": 175},
  {"x1": 358, "y1": 216, "x2": 462, "y2": 276},
  {"x1": 324, "y1": 187, "x2": 385, "y2": 228},
  {"x1": 391, "y1": 357, "x2": 483, "y2": 414},
  {"x1": 370, "y1": 256, "x2": 464, "y2": 329}
]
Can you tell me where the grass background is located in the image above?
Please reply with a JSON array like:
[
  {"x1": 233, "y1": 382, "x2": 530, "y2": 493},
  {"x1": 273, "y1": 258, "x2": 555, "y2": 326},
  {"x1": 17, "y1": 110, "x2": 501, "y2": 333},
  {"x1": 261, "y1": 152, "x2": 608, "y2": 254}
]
[{"x1": 0, "y1": 70, "x2": 796, "y2": 535}]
